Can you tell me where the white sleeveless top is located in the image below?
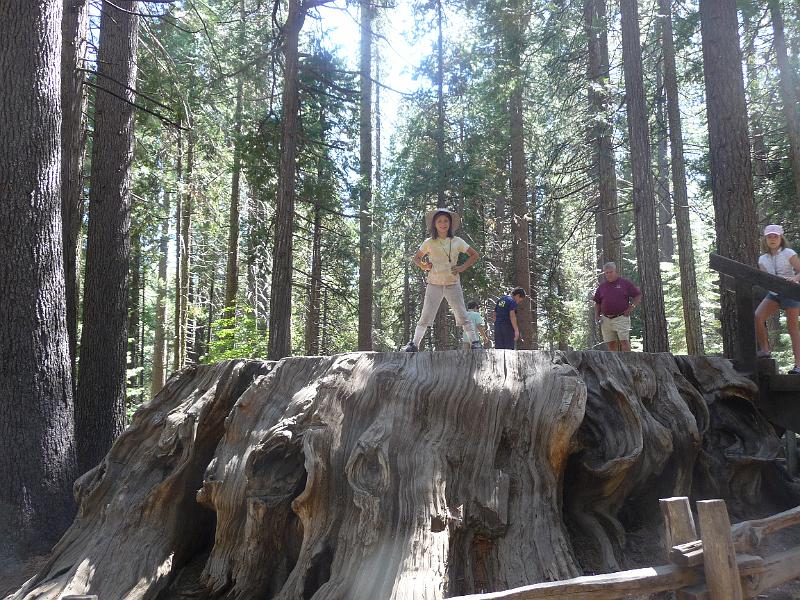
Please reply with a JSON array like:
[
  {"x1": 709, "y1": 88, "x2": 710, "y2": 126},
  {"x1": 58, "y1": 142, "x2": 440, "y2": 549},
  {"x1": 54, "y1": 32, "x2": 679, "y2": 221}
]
[{"x1": 758, "y1": 248, "x2": 797, "y2": 279}]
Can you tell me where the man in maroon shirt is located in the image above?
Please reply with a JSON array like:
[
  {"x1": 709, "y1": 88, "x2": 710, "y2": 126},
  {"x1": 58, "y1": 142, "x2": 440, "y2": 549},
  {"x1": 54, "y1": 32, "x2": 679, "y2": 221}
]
[{"x1": 593, "y1": 262, "x2": 642, "y2": 351}]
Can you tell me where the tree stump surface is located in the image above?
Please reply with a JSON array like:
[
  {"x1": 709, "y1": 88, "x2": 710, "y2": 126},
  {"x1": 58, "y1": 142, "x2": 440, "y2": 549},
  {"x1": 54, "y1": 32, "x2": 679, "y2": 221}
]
[{"x1": 8, "y1": 351, "x2": 799, "y2": 600}]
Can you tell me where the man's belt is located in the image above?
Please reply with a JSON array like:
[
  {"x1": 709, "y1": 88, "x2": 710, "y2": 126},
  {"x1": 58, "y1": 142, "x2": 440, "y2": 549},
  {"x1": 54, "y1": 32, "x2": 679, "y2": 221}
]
[{"x1": 602, "y1": 313, "x2": 625, "y2": 319}]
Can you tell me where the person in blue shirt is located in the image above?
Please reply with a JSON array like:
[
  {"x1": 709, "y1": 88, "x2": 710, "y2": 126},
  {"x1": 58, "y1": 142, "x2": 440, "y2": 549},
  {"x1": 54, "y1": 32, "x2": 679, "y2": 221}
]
[{"x1": 494, "y1": 287, "x2": 526, "y2": 350}]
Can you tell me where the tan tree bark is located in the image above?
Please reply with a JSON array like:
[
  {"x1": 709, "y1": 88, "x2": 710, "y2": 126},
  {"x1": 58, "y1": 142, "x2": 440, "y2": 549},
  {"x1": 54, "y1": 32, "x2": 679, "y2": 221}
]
[
  {"x1": 659, "y1": 0, "x2": 704, "y2": 355},
  {"x1": 268, "y1": 0, "x2": 305, "y2": 360},
  {"x1": 76, "y1": 0, "x2": 140, "y2": 475},
  {"x1": 699, "y1": 0, "x2": 759, "y2": 358},
  {"x1": 224, "y1": 0, "x2": 246, "y2": 321},
  {"x1": 61, "y1": 0, "x2": 89, "y2": 388},
  {"x1": 584, "y1": 0, "x2": 621, "y2": 267},
  {"x1": 179, "y1": 130, "x2": 194, "y2": 367},
  {"x1": 173, "y1": 128, "x2": 183, "y2": 371},
  {"x1": 769, "y1": 0, "x2": 800, "y2": 203},
  {"x1": 619, "y1": 0, "x2": 669, "y2": 352},
  {"x1": 151, "y1": 184, "x2": 170, "y2": 397},
  {"x1": 358, "y1": 0, "x2": 374, "y2": 351}
]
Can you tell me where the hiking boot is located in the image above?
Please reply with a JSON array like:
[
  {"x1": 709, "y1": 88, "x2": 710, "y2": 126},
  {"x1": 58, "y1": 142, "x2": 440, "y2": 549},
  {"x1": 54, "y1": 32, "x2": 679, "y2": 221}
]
[
  {"x1": 470, "y1": 340, "x2": 483, "y2": 350},
  {"x1": 402, "y1": 340, "x2": 418, "y2": 352}
]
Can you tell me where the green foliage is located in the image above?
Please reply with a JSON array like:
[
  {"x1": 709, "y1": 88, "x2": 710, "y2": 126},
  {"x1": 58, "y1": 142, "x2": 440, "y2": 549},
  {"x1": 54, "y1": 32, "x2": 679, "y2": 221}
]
[{"x1": 111, "y1": 0, "x2": 800, "y2": 376}]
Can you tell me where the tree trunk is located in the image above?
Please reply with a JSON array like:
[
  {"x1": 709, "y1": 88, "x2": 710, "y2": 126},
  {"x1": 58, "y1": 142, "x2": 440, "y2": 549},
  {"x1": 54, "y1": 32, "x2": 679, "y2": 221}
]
[
  {"x1": 769, "y1": 0, "x2": 800, "y2": 203},
  {"x1": 76, "y1": 0, "x2": 139, "y2": 476},
  {"x1": 699, "y1": 0, "x2": 759, "y2": 358},
  {"x1": 654, "y1": 41, "x2": 674, "y2": 264},
  {"x1": 358, "y1": 0, "x2": 374, "y2": 351},
  {"x1": 12, "y1": 352, "x2": 800, "y2": 598},
  {"x1": 660, "y1": 0, "x2": 704, "y2": 355},
  {"x1": 584, "y1": 0, "x2": 621, "y2": 267},
  {"x1": 224, "y1": 0, "x2": 245, "y2": 322},
  {"x1": 128, "y1": 233, "x2": 141, "y2": 388},
  {"x1": 151, "y1": 186, "x2": 170, "y2": 397},
  {"x1": 61, "y1": 0, "x2": 89, "y2": 389},
  {"x1": 305, "y1": 203, "x2": 323, "y2": 356},
  {"x1": 403, "y1": 235, "x2": 412, "y2": 343},
  {"x1": 374, "y1": 44, "x2": 384, "y2": 344},
  {"x1": 433, "y1": 0, "x2": 449, "y2": 351},
  {"x1": 619, "y1": 0, "x2": 669, "y2": 353},
  {"x1": 268, "y1": 0, "x2": 305, "y2": 360},
  {"x1": 509, "y1": 76, "x2": 534, "y2": 350},
  {"x1": 0, "y1": 0, "x2": 77, "y2": 554},
  {"x1": 179, "y1": 130, "x2": 194, "y2": 367},
  {"x1": 174, "y1": 129, "x2": 183, "y2": 371}
]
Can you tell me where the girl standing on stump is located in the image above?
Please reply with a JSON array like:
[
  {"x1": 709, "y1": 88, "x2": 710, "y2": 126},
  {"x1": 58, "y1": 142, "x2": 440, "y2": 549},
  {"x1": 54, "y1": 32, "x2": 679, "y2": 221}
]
[
  {"x1": 402, "y1": 209, "x2": 482, "y2": 352},
  {"x1": 755, "y1": 224, "x2": 800, "y2": 374}
]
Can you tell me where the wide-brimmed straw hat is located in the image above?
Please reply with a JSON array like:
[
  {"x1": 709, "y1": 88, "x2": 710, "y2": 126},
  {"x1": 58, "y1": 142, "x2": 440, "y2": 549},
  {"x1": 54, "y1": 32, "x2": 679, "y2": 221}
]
[{"x1": 425, "y1": 208, "x2": 461, "y2": 232}]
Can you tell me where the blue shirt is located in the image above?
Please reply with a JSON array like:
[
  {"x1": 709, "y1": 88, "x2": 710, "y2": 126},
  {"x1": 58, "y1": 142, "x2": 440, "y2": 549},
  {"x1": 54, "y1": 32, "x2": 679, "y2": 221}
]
[
  {"x1": 495, "y1": 295, "x2": 517, "y2": 325},
  {"x1": 462, "y1": 310, "x2": 485, "y2": 341}
]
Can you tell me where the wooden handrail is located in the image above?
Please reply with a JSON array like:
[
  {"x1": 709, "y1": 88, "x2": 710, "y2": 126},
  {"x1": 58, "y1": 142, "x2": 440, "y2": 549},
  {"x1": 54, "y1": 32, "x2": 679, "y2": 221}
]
[
  {"x1": 709, "y1": 253, "x2": 800, "y2": 300},
  {"x1": 670, "y1": 504, "x2": 800, "y2": 567},
  {"x1": 447, "y1": 555, "x2": 763, "y2": 600},
  {"x1": 449, "y1": 500, "x2": 800, "y2": 600}
]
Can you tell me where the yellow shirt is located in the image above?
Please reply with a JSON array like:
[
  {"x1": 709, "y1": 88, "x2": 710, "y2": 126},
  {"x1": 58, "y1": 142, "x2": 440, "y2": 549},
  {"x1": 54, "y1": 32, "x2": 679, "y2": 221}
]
[{"x1": 420, "y1": 236, "x2": 469, "y2": 285}]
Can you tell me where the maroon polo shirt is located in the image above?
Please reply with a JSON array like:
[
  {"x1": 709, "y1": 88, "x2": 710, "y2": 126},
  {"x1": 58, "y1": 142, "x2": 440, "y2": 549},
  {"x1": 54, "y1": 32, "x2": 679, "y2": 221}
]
[{"x1": 593, "y1": 277, "x2": 641, "y2": 317}]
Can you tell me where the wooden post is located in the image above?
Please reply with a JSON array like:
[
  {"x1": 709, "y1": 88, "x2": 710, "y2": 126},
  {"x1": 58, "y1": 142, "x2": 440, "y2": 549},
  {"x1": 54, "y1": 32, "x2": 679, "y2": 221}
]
[
  {"x1": 787, "y1": 430, "x2": 798, "y2": 476},
  {"x1": 735, "y1": 278, "x2": 756, "y2": 376},
  {"x1": 697, "y1": 499, "x2": 743, "y2": 600},
  {"x1": 660, "y1": 496, "x2": 698, "y2": 557}
]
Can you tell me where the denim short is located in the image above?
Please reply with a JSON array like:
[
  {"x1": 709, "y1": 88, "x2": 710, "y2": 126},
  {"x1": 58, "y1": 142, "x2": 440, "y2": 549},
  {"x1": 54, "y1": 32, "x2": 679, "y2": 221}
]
[{"x1": 765, "y1": 292, "x2": 800, "y2": 309}]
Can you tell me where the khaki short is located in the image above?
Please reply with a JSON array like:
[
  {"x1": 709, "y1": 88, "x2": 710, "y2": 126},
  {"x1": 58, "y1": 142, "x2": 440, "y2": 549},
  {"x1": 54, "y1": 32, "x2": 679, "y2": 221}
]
[{"x1": 600, "y1": 315, "x2": 631, "y2": 342}]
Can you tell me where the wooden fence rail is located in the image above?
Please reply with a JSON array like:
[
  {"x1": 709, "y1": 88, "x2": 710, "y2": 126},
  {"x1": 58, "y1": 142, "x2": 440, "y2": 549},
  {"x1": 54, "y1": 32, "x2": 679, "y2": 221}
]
[{"x1": 450, "y1": 497, "x2": 800, "y2": 600}]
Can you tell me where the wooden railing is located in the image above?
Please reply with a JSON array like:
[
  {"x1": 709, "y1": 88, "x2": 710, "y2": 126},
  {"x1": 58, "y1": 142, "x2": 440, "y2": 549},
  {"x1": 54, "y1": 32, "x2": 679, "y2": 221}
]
[{"x1": 450, "y1": 497, "x2": 800, "y2": 600}]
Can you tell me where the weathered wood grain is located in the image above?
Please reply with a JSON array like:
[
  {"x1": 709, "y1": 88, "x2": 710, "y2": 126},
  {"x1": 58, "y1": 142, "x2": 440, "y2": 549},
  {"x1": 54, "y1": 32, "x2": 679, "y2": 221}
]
[
  {"x1": 697, "y1": 500, "x2": 742, "y2": 599},
  {"x1": 6, "y1": 351, "x2": 799, "y2": 600}
]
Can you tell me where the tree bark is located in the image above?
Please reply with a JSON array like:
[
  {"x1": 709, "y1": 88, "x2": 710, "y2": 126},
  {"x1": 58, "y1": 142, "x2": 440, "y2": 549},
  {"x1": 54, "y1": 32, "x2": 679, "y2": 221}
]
[
  {"x1": 11, "y1": 352, "x2": 800, "y2": 598},
  {"x1": 76, "y1": 0, "x2": 139, "y2": 475},
  {"x1": 224, "y1": 0, "x2": 246, "y2": 322},
  {"x1": 151, "y1": 186, "x2": 170, "y2": 397},
  {"x1": 128, "y1": 232, "x2": 141, "y2": 389},
  {"x1": 61, "y1": 0, "x2": 89, "y2": 389},
  {"x1": 433, "y1": 0, "x2": 450, "y2": 351},
  {"x1": 509, "y1": 84, "x2": 534, "y2": 351},
  {"x1": 174, "y1": 129, "x2": 183, "y2": 371},
  {"x1": 179, "y1": 130, "x2": 194, "y2": 367},
  {"x1": 659, "y1": 0, "x2": 704, "y2": 355},
  {"x1": 619, "y1": 0, "x2": 669, "y2": 353},
  {"x1": 305, "y1": 201, "x2": 323, "y2": 356},
  {"x1": 358, "y1": 0, "x2": 374, "y2": 351},
  {"x1": 0, "y1": 0, "x2": 77, "y2": 554},
  {"x1": 769, "y1": 0, "x2": 800, "y2": 203},
  {"x1": 584, "y1": 0, "x2": 621, "y2": 267},
  {"x1": 654, "y1": 42, "x2": 674, "y2": 264},
  {"x1": 268, "y1": 0, "x2": 305, "y2": 360},
  {"x1": 374, "y1": 43, "x2": 384, "y2": 344},
  {"x1": 699, "y1": 0, "x2": 759, "y2": 358}
]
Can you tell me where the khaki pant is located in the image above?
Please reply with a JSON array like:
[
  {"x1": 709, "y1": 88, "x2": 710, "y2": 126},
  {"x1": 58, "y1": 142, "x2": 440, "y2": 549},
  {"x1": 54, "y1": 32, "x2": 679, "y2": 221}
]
[
  {"x1": 600, "y1": 315, "x2": 630, "y2": 342},
  {"x1": 413, "y1": 281, "x2": 479, "y2": 345}
]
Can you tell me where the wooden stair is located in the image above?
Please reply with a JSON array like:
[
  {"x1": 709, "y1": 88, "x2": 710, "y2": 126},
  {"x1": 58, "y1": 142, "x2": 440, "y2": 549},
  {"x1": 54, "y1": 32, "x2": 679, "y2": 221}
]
[{"x1": 756, "y1": 359, "x2": 800, "y2": 432}]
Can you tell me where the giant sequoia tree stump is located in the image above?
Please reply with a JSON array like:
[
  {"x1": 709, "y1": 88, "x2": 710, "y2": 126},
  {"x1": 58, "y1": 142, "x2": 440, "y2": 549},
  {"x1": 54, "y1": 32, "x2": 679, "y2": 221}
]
[{"x1": 9, "y1": 351, "x2": 799, "y2": 599}]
